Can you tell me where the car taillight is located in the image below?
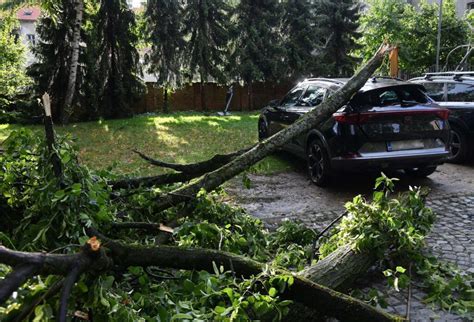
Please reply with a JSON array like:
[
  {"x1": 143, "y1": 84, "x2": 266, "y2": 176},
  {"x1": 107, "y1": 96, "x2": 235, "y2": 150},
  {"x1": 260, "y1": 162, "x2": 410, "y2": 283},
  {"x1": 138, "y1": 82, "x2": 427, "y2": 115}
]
[
  {"x1": 434, "y1": 109, "x2": 450, "y2": 120},
  {"x1": 332, "y1": 113, "x2": 359, "y2": 124},
  {"x1": 333, "y1": 109, "x2": 450, "y2": 124}
]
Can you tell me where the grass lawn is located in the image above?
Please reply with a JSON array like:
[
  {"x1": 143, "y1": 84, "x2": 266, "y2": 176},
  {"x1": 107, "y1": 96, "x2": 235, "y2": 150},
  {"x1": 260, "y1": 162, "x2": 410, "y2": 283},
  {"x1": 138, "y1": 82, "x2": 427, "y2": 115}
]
[{"x1": 0, "y1": 112, "x2": 293, "y2": 177}]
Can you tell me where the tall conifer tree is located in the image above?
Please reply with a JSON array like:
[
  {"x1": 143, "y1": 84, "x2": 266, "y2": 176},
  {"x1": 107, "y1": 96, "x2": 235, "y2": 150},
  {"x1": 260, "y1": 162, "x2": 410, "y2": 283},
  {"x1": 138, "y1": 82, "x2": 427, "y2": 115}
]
[
  {"x1": 183, "y1": 0, "x2": 231, "y2": 111},
  {"x1": 231, "y1": 0, "x2": 284, "y2": 109},
  {"x1": 28, "y1": 0, "x2": 86, "y2": 122},
  {"x1": 145, "y1": 0, "x2": 185, "y2": 113},
  {"x1": 96, "y1": 0, "x2": 144, "y2": 118},
  {"x1": 315, "y1": 0, "x2": 361, "y2": 77},
  {"x1": 281, "y1": 0, "x2": 318, "y2": 79}
]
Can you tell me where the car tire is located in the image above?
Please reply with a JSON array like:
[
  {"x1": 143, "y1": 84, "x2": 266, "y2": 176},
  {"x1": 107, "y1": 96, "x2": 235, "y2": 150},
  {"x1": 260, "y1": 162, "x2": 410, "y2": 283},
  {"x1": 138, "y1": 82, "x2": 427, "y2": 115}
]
[
  {"x1": 449, "y1": 127, "x2": 470, "y2": 164},
  {"x1": 306, "y1": 138, "x2": 331, "y2": 186},
  {"x1": 405, "y1": 166, "x2": 437, "y2": 178},
  {"x1": 258, "y1": 119, "x2": 268, "y2": 141}
]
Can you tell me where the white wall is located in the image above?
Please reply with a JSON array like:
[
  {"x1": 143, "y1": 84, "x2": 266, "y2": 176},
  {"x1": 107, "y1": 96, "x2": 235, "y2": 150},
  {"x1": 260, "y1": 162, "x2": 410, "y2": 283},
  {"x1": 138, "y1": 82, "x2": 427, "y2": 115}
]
[{"x1": 18, "y1": 20, "x2": 37, "y2": 65}]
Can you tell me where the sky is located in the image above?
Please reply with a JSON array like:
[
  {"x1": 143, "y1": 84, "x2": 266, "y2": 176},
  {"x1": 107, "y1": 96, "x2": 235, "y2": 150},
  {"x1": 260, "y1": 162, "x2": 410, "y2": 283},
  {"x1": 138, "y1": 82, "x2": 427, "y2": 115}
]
[{"x1": 130, "y1": 0, "x2": 142, "y2": 8}]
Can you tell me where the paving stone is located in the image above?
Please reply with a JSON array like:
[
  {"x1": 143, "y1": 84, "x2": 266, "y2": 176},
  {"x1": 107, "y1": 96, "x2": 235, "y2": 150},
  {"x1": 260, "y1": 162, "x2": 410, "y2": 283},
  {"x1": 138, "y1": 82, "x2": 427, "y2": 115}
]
[{"x1": 259, "y1": 193, "x2": 474, "y2": 321}]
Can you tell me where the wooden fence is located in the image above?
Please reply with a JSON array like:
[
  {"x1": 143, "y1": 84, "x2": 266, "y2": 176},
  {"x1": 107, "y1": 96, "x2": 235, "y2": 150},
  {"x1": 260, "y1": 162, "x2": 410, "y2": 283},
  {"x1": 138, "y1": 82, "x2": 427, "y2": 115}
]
[{"x1": 132, "y1": 81, "x2": 294, "y2": 114}]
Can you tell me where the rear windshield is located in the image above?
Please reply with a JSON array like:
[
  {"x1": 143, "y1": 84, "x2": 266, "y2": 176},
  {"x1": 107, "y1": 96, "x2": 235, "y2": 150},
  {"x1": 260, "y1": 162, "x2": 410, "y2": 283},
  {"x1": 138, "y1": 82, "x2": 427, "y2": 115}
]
[{"x1": 350, "y1": 85, "x2": 429, "y2": 110}]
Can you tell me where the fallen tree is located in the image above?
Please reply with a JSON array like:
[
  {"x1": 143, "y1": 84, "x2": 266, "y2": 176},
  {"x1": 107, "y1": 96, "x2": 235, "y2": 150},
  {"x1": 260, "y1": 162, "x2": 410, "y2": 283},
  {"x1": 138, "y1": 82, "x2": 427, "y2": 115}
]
[
  {"x1": 110, "y1": 147, "x2": 251, "y2": 189},
  {"x1": 0, "y1": 236, "x2": 400, "y2": 322},
  {"x1": 139, "y1": 43, "x2": 395, "y2": 213},
  {"x1": 0, "y1": 43, "x2": 416, "y2": 321}
]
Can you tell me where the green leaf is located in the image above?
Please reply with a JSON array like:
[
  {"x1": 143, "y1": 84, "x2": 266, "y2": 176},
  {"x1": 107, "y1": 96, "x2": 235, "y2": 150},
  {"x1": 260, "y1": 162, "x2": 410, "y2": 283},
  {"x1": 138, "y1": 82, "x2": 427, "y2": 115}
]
[
  {"x1": 268, "y1": 287, "x2": 277, "y2": 297},
  {"x1": 214, "y1": 306, "x2": 225, "y2": 314},
  {"x1": 171, "y1": 313, "x2": 193, "y2": 320}
]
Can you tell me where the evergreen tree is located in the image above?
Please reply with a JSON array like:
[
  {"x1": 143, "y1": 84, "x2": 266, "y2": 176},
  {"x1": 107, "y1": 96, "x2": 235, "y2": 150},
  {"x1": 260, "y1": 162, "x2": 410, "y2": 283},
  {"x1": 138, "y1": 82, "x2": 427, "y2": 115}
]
[
  {"x1": 183, "y1": 0, "x2": 232, "y2": 111},
  {"x1": 145, "y1": 0, "x2": 185, "y2": 113},
  {"x1": 281, "y1": 0, "x2": 318, "y2": 79},
  {"x1": 315, "y1": 0, "x2": 361, "y2": 77},
  {"x1": 28, "y1": 0, "x2": 86, "y2": 122},
  {"x1": 95, "y1": 0, "x2": 144, "y2": 119},
  {"x1": 231, "y1": 0, "x2": 284, "y2": 109}
]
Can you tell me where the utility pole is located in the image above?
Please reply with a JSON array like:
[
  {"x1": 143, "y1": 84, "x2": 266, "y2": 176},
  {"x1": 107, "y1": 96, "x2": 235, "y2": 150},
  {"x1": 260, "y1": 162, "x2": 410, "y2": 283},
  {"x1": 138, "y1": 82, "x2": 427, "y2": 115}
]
[{"x1": 435, "y1": 0, "x2": 443, "y2": 72}]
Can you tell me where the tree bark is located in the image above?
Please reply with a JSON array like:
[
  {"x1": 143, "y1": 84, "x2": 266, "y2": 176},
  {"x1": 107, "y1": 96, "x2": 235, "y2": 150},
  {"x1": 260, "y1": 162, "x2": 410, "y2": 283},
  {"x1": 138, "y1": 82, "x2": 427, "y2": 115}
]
[
  {"x1": 152, "y1": 44, "x2": 394, "y2": 213},
  {"x1": 110, "y1": 172, "x2": 199, "y2": 190},
  {"x1": 301, "y1": 244, "x2": 374, "y2": 291},
  {"x1": 110, "y1": 147, "x2": 252, "y2": 189},
  {"x1": 0, "y1": 239, "x2": 401, "y2": 322},
  {"x1": 42, "y1": 93, "x2": 62, "y2": 180},
  {"x1": 61, "y1": 0, "x2": 84, "y2": 124},
  {"x1": 132, "y1": 147, "x2": 251, "y2": 174}
]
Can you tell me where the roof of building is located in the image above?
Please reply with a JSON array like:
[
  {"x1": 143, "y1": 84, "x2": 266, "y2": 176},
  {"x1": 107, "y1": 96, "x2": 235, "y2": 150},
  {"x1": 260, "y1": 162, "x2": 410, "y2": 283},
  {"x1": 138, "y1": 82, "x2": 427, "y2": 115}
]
[{"x1": 17, "y1": 6, "x2": 41, "y2": 21}]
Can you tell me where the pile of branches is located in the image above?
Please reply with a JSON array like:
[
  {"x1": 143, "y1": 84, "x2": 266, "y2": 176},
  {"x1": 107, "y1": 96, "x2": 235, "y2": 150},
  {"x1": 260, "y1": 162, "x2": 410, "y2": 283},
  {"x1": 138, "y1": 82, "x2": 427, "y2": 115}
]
[{"x1": 0, "y1": 44, "x2": 410, "y2": 321}]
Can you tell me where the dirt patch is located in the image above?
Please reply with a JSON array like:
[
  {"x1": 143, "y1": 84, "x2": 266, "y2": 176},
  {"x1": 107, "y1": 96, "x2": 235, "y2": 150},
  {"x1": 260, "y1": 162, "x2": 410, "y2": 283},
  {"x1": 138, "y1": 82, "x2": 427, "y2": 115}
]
[{"x1": 226, "y1": 155, "x2": 474, "y2": 221}]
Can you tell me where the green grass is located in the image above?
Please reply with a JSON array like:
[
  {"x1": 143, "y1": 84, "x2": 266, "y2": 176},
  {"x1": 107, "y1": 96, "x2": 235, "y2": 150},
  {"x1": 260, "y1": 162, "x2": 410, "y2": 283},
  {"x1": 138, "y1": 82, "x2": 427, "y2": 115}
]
[{"x1": 0, "y1": 112, "x2": 293, "y2": 177}]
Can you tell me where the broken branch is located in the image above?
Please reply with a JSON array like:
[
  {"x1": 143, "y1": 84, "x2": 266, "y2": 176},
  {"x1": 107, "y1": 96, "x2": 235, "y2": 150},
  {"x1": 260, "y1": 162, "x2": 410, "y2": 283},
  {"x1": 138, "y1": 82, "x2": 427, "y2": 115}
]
[
  {"x1": 42, "y1": 93, "x2": 62, "y2": 180},
  {"x1": 0, "y1": 264, "x2": 39, "y2": 305},
  {"x1": 132, "y1": 147, "x2": 251, "y2": 175},
  {"x1": 112, "y1": 222, "x2": 174, "y2": 234},
  {"x1": 151, "y1": 44, "x2": 394, "y2": 213},
  {"x1": 58, "y1": 264, "x2": 81, "y2": 322}
]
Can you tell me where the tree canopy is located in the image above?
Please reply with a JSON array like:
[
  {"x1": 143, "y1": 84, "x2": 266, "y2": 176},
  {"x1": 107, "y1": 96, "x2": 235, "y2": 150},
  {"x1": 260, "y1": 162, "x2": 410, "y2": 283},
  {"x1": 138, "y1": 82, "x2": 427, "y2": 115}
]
[
  {"x1": 0, "y1": 16, "x2": 30, "y2": 110},
  {"x1": 357, "y1": 0, "x2": 470, "y2": 75},
  {"x1": 316, "y1": 0, "x2": 361, "y2": 77}
]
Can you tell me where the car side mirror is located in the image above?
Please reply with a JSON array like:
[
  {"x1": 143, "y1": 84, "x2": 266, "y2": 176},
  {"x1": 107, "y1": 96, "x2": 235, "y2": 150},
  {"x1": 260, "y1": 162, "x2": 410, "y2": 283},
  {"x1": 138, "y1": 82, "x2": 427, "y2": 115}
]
[{"x1": 268, "y1": 99, "x2": 280, "y2": 108}]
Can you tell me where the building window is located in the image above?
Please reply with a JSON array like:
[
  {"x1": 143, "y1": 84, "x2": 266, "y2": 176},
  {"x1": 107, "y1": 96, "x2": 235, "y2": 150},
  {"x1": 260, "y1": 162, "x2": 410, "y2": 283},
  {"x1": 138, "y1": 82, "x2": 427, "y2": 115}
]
[
  {"x1": 468, "y1": 2, "x2": 474, "y2": 10},
  {"x1": 27, "y1": 34, "x2": 36, "y2": 45}
]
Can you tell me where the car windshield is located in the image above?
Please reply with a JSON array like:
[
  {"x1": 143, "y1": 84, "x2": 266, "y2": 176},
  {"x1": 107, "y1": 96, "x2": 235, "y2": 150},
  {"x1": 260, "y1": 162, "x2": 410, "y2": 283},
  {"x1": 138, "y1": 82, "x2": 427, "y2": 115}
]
[{"x1": 350, "y1": 85, "x2": 429, "y2": 110}]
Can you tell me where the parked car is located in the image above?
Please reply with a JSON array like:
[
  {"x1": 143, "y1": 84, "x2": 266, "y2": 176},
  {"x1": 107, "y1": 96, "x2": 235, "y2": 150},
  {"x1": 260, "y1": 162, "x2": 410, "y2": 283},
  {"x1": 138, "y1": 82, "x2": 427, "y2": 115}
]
[
  {"x1": 258, "y1": 77, "x2": 451, "y2": 186},
  {"x1": 410, "y1": 72, "x2": 474, "y2": 163}
]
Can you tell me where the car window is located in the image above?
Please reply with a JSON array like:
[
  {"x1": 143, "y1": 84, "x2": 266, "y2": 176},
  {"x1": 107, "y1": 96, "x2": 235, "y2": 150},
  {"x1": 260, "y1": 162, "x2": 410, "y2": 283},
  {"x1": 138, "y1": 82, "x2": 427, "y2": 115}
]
[
  {"x1": 300, "y1": 85, "x2": 326, "y2": 107},
  {"x1": 447, "y1": 83, "x2": 474, "y2": 102},
  {"x1": 351, "y1": 85, "x2": 429, "y2": 109},
  {"x1": 422, "y1": 82, "x2": 445, "y2": 101},
  {"x1": 280, "y1": 86, "x2": 305, "y2": 108}
]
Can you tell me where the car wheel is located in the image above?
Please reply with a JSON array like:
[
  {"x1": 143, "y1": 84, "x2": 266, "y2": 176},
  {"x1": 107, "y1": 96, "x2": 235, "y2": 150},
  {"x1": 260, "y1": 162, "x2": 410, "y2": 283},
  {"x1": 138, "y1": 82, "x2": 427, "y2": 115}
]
[
  {"x1": 258, "y1": 119, "x2": 268, "y2": 141},
  {"x1": 405, "y1": 166, "x2": 437, "y2": 178},
  {"x1": 306, "y1": 138, "x2": 330, "y2": 186},
  {"x1": 449, "y1": 127, "x2": 469, "y2": 163}
]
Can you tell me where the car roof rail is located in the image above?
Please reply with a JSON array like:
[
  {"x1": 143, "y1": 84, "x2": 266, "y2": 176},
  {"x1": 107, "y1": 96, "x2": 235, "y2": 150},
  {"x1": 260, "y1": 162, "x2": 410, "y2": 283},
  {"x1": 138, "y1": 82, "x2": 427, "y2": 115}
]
[
  {"x1": 370, "y1": 75, "x2": 405, "y2": 82},
  {"x1": 424, "y1": 71, "x2": 474, "y2": 81},
  {"x1": 303, "y1": 78, "x2": 345, "y2": 85}
]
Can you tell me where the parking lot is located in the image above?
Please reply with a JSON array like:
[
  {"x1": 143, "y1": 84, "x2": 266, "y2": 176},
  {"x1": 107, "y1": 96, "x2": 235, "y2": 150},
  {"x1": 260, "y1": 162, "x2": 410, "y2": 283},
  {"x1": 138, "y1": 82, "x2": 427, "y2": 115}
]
[{"x1": 227, "y1": 158, "x2": 474, "y2": 321}]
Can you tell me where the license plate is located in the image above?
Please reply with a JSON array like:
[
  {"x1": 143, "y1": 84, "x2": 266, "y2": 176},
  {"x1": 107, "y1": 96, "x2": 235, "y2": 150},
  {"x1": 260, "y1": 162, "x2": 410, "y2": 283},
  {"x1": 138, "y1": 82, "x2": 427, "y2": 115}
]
[{"x1": 387, "y1": 140, "x2": 424, "y2": 151}]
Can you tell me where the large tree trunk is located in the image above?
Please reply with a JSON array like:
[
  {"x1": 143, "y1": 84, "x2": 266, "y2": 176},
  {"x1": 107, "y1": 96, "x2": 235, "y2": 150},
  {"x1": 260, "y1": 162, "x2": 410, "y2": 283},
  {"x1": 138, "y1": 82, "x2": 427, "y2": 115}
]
[
  {"x1": 61, "y1": 0, "x2": 84, "y2": 125},
  {"x1": 301, "y1": 245, "x2": 374, "y2": 290},
  {"x1": 152, "y1": 44, "x2": 394, "y2": 212},
  {"x1": 0, "y1": 238, "x2": 401, "y2": 322}
]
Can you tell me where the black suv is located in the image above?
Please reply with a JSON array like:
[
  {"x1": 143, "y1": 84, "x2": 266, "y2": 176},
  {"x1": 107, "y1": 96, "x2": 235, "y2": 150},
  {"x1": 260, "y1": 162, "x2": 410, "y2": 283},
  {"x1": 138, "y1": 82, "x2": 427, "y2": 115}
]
[
  {"x1": 410, "y1": 72, "x2": 474, "y2": 163},
  {"x1": 258, "y1": 77, "x2": 451, "y2": 186}
]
